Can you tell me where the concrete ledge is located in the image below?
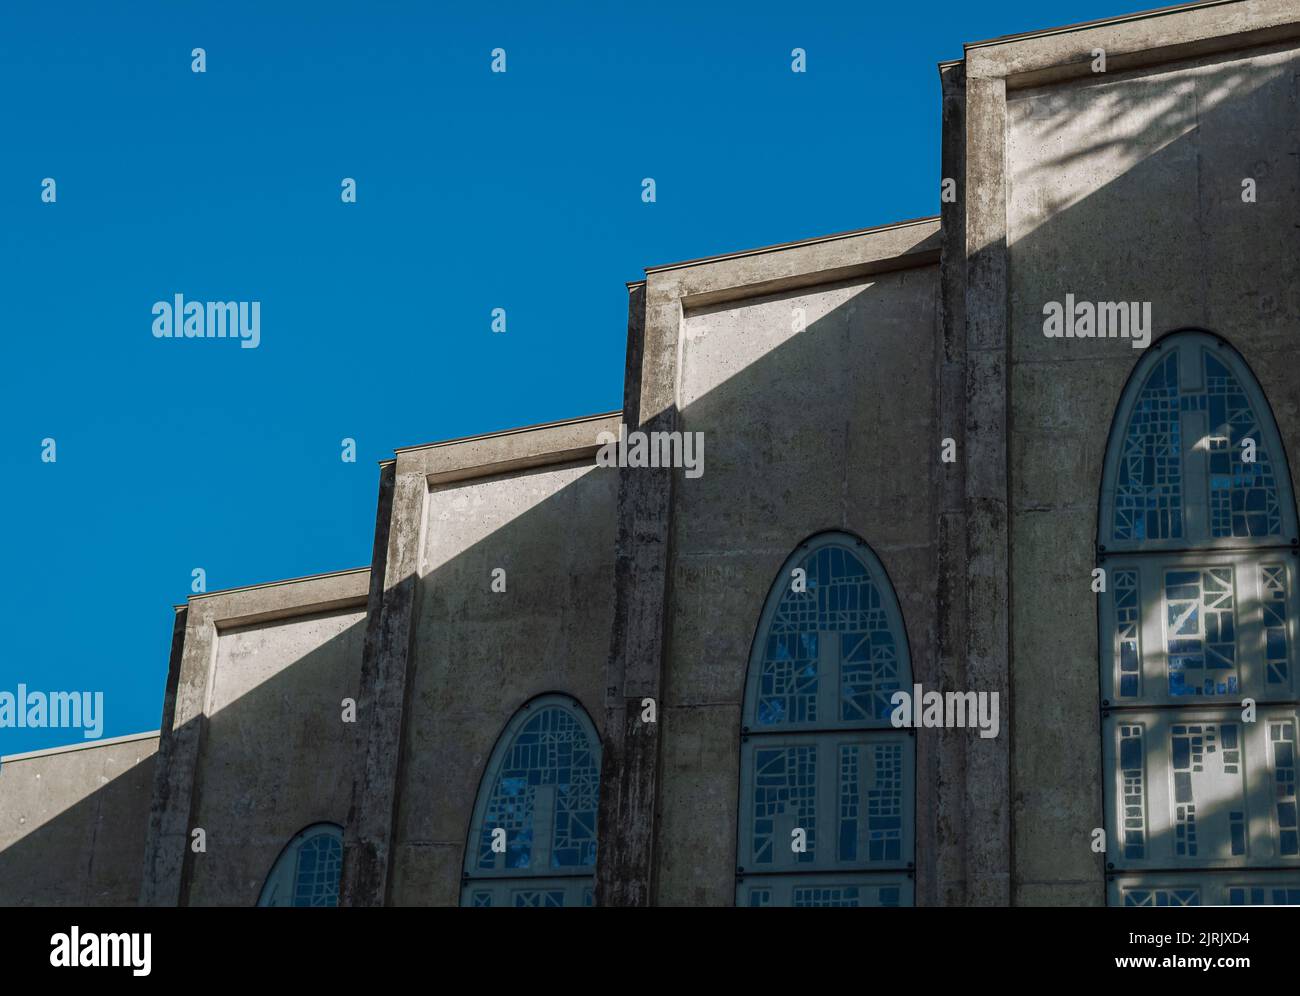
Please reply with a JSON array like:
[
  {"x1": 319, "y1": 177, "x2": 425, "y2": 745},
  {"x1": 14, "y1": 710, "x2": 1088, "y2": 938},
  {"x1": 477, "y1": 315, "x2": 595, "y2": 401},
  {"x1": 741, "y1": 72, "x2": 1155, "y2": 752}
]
[
  {"x1": 1, "y1": 730, "x2": 160, "y2": 765},
  {"x1": 188, "y1": 567, "x2": 371, "y2": 631},
  {"x1": 657, "y1": 218, "x2": 942, "y2": 312},
  {"x1": 965, "y1": 0, "x2": 1300, "y2": 88},
  {"x1": 395, "y1": 411, "x2": 623, "y2": 485}
]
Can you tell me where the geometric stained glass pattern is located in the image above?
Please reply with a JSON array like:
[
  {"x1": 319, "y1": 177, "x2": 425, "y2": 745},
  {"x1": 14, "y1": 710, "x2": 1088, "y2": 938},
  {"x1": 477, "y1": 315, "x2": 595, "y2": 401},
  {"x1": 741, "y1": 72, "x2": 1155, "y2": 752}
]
[
  {"x1": 752, "y1": 744, "x2": 818, "y2": 866},
  {"x1": 757, "y1": 543, "x2": 902, "y2": 727},
  {"x1": 1105, "y1": 708, "x2": 1300, "y2": 875},
  {"x1": 1114, "y1": 351, "x2": 1183, "y2": 542},
  {"x1": 739, "y1": 533, "x2": 914, "y2": 907},
  {"x1": 1109, "y1": 341, "x2": 1287, "y2": 545},
  {"x1": 1164, "y1": 567, "x2": 1238, "y2": 697},
  {"x1": 747, "y1": 738, "x2": 905, "y2": 873},
  {"x1": 462, "y1": 695, "x2": 601, "y2": 908},
  {"x1": 1119, "y1": 724, "x2": 1145, "y2": 860},
  {"x1": 1114, "y1": 875, "x2": 1300, "y2": 906},
  {"x1": 1271, "y1": 721, "x2": 1298, "y2": 858},
  {"x1": 1114, "y1": 569, "x2": 1142, "y2": 697},
  {"x1": 740, "y1": 879, "x2": 910, "y2": 907},
  {"x1": 1205, "y1": 353, "x2": 1283, "y2": 538},
  {"x1": 1170, "y1": 722, "x2": 1245, "y2": 858},
  {"x1": 291, "y1": 830, "x2": 343, "y2": 907},
  {"x1": 1123, "y1": 888, "x2": 1200, "y2": 906},
  {"x1": 256, "y1": 822, "x2": 344, "y2": 908},
  {"x1": 1263, "y1": 566, "x2": 1290, "y2": 685},
  {"x1": 474, "y1": 705, "x2": 599, "y2": 873},
  {"x1": 1101, "y1": 333, "x2": 1300, "y2": 906},
  {"x1": 1229, "y1": 886, "x2": 1300, "y2": 905}
]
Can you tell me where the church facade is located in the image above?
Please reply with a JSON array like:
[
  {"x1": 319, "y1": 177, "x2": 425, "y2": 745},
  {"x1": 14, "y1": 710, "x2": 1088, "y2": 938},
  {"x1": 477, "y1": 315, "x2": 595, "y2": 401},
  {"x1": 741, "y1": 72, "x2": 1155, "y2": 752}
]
[{"x1": 4, "y1": 0, "x2": 1300, "y2": 906}]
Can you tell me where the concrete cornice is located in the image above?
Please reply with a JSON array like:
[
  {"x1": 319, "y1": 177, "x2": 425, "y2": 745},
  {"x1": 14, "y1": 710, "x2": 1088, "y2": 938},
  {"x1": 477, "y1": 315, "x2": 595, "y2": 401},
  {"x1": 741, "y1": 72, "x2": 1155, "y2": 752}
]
[
  {"x1": 182, "y1": 566, "x2": 371, "y2": 631},
  {"x1": 649, "y1": 217, "x2": 942, "y2": 313},
  {"x1": 644, "y1": 216, "x2": 941, "y2": 276},
  {"x1": 1, "y1": 729, "x2": 160, "y2": 765},
  {"x1": 395, "y1": 411, "x2": 623, "y2": 486},
  {"x1": 962, "y1": 0, "x2": 1300, "y2": 88},
  {"x1": 963, "y1": 0, "x2": 1239, "y2": 50}
]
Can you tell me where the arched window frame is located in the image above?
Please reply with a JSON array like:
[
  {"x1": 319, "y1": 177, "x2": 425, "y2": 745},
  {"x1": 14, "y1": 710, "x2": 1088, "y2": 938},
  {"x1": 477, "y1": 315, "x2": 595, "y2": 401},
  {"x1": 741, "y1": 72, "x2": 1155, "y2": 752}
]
[
  {"x1": 736, "y1": 531, "x2": 916, "y2": 907},
  {"x1": 1098, "y1": 330, "x2": 1300, "y2": 906},
  {"x1": 256, "y1": 822, "x2": 344, "y2": 907},
  {"x1": 460, "y1": 693, "x2": 601, "y2": 908}
]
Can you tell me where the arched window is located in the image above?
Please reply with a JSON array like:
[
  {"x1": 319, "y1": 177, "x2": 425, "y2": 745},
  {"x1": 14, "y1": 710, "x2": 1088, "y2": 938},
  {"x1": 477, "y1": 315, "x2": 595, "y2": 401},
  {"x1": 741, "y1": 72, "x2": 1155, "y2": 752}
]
[
  {"x1": 736, "y1": 532, "x2": 915, "y2": 907},
  {"x1": 256, "y1": 822, "x2": 343, "y2": 907},
  {"x1": 461, "y1": 694, "x2": 601, "y2": 907},
  {"x1": 1100, "y1": 330, "x2": 1300, "y2": 905}
]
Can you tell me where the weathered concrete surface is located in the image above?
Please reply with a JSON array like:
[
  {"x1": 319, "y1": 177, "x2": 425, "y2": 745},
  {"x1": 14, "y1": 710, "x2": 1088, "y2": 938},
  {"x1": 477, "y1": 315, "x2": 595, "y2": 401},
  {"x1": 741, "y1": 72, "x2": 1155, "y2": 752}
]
[
  {"x1": 13, "y1": 0, "x2": 1300, "y2": 912},
  {"x1": 1001, "y1": 33, "x2": 1300, "y2": 904},
  {"x1": 341, "y1": 464, "x2": 423, "y2": 907},
  {"x1": 935, "y1": 58, "x2": 970, "y2": 908},
  {"x1": 962, "y1": 70, "x2": 1013, "y2": 908},
  {"x1": 597, "y1": 280, "x2": 669, "y2": 907},
  {"x1": 142, "y1": 568, "x2": 369, "y2": 905},
  {"x1": 346, "y1": 415, "x2": 620, "y2": 906},
  {"x1": 340, "y1": 461, "x2": 395, "y2": 906},
  {"x1": 387, "y1": 458, "x2": 619, "y2": 905},
  {"x1": 184, "y1": 606, "x2": 366, "y2": 904},
  {"x1": 966, "y1": 0, "x2": 1300, "y2": 89},
  {"x1": 0, "y1": 733, "x2": 158, "y2": 905},
  {"x1": 647, "y1": 223, "x2": 941, "y2": 905}
]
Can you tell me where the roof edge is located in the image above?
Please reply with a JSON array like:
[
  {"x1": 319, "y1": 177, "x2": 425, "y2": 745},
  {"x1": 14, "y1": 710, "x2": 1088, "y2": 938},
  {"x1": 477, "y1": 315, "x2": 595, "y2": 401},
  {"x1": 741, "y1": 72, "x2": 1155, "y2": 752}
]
[
  {"x1": 181, "y1": 565, "x2": 371, "y2": 607},
  {"x1": 393, "y1": 410, "x2": 623, "y2": 456},
  {"x1": 963, "y1": 0, "x2": 1237, "y2": 51},
  {"x1": 1, "y1": 729, "x2": 161, "y2": 765},
  {"x1": 643, "y1": 215, "x2": 941, "y2": 275}
]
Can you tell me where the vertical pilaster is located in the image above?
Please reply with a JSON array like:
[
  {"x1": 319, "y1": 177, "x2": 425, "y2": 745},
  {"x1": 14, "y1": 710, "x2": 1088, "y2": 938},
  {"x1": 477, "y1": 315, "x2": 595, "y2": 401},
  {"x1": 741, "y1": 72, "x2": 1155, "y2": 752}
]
[
  {"x1": 963, "y1": 69, "x2": 1012, "y2": 906},
  {"x1": 933, "y1": 59, "x2": 970, "y2": 908},
  {"x1": 595, "y1": 280, "x2": 676, "y2": 906},
  {"x1": 340, "y1": 461, "x2": 425, "y2": 906},
  {"x1": 140, "y1": 602, "x2": 211, "y2": 906}
]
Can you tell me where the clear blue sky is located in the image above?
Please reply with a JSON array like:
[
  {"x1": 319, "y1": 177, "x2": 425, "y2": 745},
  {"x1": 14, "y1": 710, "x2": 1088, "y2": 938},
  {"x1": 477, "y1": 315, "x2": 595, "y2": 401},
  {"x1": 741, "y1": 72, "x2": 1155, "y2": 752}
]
[{"x1": 0, "y1": 0, "x2": 1156, "y2": 755}]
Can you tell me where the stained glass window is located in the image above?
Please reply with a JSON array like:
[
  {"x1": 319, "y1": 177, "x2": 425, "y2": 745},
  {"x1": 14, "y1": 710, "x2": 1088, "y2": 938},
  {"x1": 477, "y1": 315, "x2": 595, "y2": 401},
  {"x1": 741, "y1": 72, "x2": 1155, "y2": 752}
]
[
  {"x1": 256, "y1": 823, "x2": 343, "y2": 907},
  {"x1": 1101, "y1": 332, "x2": 1300, "y2": 905},
  {"x1": 461, "y1": 694, "x2": 601, "y2": 907},
  {"x1": 737, "y1": 532, "x2": 914, "y2": 907}
]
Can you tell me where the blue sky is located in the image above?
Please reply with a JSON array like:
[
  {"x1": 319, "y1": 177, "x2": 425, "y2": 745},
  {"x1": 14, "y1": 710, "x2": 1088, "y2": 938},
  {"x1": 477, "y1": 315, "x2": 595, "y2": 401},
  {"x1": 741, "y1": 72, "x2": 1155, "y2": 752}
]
[{"x1": 0, "y1": 0, "x2": 1156, "y2": 755}]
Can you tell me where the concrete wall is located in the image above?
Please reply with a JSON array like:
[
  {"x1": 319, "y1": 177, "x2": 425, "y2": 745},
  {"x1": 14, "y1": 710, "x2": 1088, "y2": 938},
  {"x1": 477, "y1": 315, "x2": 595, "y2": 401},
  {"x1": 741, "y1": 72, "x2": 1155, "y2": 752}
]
[
  {"x1": 386, "y1": 460, "x2": 618, "y2": 905},
  {"x1": 1002, "y1": 37, "x2": 1300, "y2": 905},
  {"x1": 0, "y1": 733, "x2": 157, "y2": 905},
  {"x1": 185, "y1": 605, "x2": 367, "y2": 905},
  {"x1": 142, "y1": 569, "x2": 370, "y2": 905},
  {"x1": 618, "y1": 221, "x2": 946, "y2": 905}
]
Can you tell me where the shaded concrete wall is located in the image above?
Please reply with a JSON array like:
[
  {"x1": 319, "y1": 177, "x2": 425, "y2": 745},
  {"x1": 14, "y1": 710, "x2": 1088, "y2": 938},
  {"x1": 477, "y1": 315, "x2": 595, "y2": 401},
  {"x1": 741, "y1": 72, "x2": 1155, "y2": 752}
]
[
  {"x1": 386, "y1": 460, "x2": 618, "y2": 905},
  {"x1": 184, "y1": 606, "x2": 367, "y2": 905},
  {"x1": 142, "y1": 569, "x2": 370, "y2": 905},
  {"x1": 654, "y1": 261, "x2": 942, "y2": 904},
  {"x1": 0, "y1": 733, "x2": 157, "y2": 905},
  {"x1": 1004, "y1": 39, "x2": 1300, "y2": 905}
]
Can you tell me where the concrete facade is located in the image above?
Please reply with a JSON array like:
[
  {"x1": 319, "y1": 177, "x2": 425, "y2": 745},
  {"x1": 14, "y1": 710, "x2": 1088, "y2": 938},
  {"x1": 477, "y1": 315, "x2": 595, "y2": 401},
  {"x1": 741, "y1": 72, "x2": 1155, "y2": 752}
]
[
  {"x1": 3, "y1": 0, "x2": 1299, "y2": 907},
  {"x1": 0, "y1": 732, "x2": 158, "y2": 905}
]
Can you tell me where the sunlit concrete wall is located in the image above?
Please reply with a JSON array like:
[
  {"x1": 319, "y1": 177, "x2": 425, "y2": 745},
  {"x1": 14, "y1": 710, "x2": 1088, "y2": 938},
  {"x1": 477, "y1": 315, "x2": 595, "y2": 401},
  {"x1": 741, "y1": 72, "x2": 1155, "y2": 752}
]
[
  {"x1": 185, "y1": 605, "x2": 367, "y2": 904},
  {"x1": 375, "y1": 422, "x2": 620, "y2": 906},
  {"x1": 142, "y1": 569, "x2": 369, "y2": 905},
  {"x1": 0, "y1": 733, "x2": 157, "y2": 905},
  {"x1": 624, "y1": 222, "x2": 949, "y2": 905},
  {"x1": 1001, "y1": 34, "x2": 1300, "y2": 904}
]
